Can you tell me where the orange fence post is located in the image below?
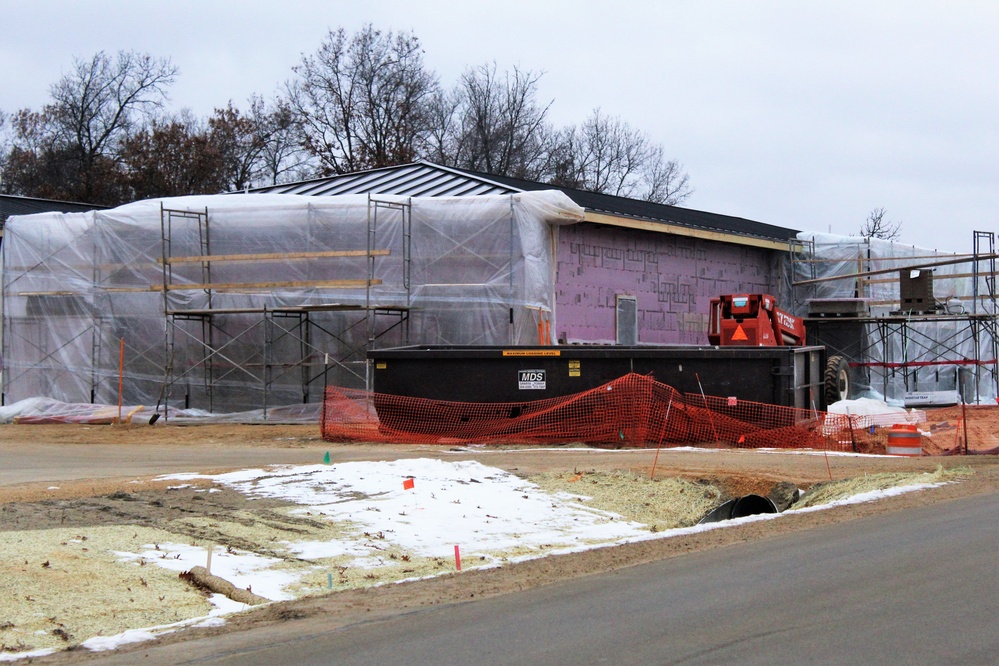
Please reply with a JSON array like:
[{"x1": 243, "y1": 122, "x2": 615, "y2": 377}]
[
  {"x1": 649, "y1": 395, "x2": 673, "y2": 480},
  {"x1": 117, "y1": 337, "x2": 124, "y2": 424},
  {"x1": 961, "y1": 401, "x2": 970, "y2": 455}
]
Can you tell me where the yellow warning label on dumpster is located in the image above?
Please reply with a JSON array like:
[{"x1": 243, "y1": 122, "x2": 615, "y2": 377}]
[{"x1": 502, "y1": 349, "x2": 561, "y2": 357}]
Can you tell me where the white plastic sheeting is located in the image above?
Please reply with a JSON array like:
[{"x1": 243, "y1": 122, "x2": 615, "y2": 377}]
[
  {"x1": 0, "y1": 396, "x2": 322, "y2": 425},
  {"x1": 2, "y1": 191, "x2": 583, "y2": 415},
  {"x1": 794, "y1": 232, "x2": 998, "y2": 403}
]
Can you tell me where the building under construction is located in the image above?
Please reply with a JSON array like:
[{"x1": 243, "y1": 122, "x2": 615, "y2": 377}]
[{"x1": 2, "y1": 162, "x2": 996, "y2": 417}]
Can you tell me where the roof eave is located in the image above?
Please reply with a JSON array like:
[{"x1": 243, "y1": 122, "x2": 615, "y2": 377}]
[{"x1": 583, "y1": 211, "x2": 802, "y2": 251}]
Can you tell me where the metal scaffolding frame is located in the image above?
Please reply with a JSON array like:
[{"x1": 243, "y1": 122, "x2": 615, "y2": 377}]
[
  {"x1": 158, "y1": 197, "x2": 412, "y2": 419},
  {"x1": 807, "y1": 313, "x2": 999, "y2": 402},
  {"x1": 794, "y1": 230, "x2": 999, "y2": 403},
  {"x1": 972, "y1": 230, "x2": 997, "y2": 315},
  {"x1": 2, "y1": 222, "x2": 167, "y2": 406}
]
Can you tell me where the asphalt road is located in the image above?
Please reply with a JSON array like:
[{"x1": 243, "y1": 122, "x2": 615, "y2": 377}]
[{"x1": 87, "y1": 491, "x2": 998, "y2": 666}]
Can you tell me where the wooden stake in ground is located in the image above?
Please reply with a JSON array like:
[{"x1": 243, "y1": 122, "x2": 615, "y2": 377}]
[
  {"x1": 695, "y1": 373, "x2": 720, "y2": 445},
  {"x1": 845, "y1": 407, "x2": 858, "y2": 453},
  {"x1": 810, "y1": 388, "x2": 833, "y2": 481},
  {"x1": 650, "y1": 395, "x2": 674, "y2": 480}
]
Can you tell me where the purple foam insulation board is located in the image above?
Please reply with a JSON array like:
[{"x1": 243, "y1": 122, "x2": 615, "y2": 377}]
[{"x1": 554, "y1": 224, "x2": 778, "y2": 344}]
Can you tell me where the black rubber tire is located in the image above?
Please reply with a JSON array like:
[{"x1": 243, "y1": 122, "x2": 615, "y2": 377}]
[{"x1": 824, "y1": 355, "x2": 851, "y2": 406}]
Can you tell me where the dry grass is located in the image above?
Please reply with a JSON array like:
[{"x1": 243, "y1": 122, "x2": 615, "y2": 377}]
[
  {"x1": 173, "y1": 512, "x2": 346, "y2": 559},
  {"x1": 0, "y1": 526, "x2": 211, "y2": 654},
  {"x1": 288, "y1": 551, "x2": 470, "y2": 594},
  {"x1": 794, "y1": 466, "x2": 974, "y2": 508},
  {"x1": 528, "y1": 470, "x2": 724, "y2": 532}
]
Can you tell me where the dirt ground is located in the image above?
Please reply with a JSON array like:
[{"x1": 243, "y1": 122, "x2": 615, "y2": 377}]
[{"x1": 1, "y1": 418, "x2": 998, "y2": 663}]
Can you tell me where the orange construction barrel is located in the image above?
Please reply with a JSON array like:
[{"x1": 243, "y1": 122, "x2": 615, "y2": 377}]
[{"x1": 887, "y1": 424, "x2": 922, "y2": 456}]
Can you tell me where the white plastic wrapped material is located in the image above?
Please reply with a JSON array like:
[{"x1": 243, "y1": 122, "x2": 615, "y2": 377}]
[
  {"x1": 795, "y1": 232, "x2": 988, "y2": 315},
  {"x1": 0, "y1": 396, "x2": 321, "y2": 424},
  {"x1": 2, "y1": 191, "x2": 584, "y2": 416},
  {"x1": 827, "y1": 398, "x2": 912, "y2": 418}
]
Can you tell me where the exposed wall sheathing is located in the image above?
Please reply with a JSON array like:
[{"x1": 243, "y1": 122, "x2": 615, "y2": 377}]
[{"x1": 555, "y1": 224, "x2": 782, "y2": 344}]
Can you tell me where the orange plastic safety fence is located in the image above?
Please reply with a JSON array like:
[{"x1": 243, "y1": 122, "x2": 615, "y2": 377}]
[{"x1": 323, "y1": 372, "x2": 875, "y2": 451}]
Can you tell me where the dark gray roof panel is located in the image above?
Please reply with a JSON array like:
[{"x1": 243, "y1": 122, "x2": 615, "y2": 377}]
[
  {"x1": 246, "y1": 162, "x2": 799, "y2": 242},
  {"x1": 1, "y1": 194, "x2": 108, "y2": 225}
]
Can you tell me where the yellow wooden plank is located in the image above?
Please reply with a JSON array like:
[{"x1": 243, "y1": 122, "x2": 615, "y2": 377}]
[
  {"x1": 151, "y1": 279, "x2": 382, "y2": 292},
  {"x1": 160, "y1": 249, "x2": 390, "y2": 264},
  {"x1": 864, "y1": 271, "x2": 998, "y2": 285},
  {"x1": 583, "y1": 212, "x2": 800, "y2": 251},
  {"x1": 793, "y1": 253, "x2": 999, "y2": 287},
  {"x1": 24, "y1": 279, "x2": 385, "y2": 294}
]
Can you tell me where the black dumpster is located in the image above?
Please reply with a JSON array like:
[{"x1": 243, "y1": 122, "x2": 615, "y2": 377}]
[{"x1": 368, "y1": 345, "x2": 826, "y2": 409}]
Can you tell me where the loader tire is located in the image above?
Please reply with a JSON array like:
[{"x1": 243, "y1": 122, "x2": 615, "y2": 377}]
[{"x1": 824, "y1": 355, "x2": 851, "y2": 406}]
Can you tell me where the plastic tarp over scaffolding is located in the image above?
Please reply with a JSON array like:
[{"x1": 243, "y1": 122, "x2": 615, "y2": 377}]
[
  {"x1": 792, "y1": 232, "x2": 999, "y2": 404},
  {"x1": 1, "y1": 191, "x2": 584, "y2": 417}
]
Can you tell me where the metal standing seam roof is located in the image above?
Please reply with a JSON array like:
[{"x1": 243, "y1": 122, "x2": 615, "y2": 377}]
[
  {"x1": 252, "y1": 162, "x2": 514, "y2": 198},
  {"x1": 247, "y1": 161, "x2": 801, "y2": 243}
]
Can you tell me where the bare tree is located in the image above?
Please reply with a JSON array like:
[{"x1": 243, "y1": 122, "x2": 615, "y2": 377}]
[
  {"x1": 253, "y1": 97, "x2": 316, "y2": 186},
  {"x1": 0, "y1": 109, "x2": 9, "y2": 190},
  {"x1": 208, "y1": 101, "x2": 266, "y2": 191},
  {"x1": 574, "y1": 110, "x2": 635, "y2": 194},
  {"x1": 641, "y1": 147, "x2": 693, "y2": 205},
  {"x1": 288, "y1": 25, "x2": 439, "y2": 174},
  {"x1": 1, "y1": 108, "x2": 87, "y2": 200},
  {"x1": 1, "y1": 51, "x2": 176, "y2": 204},
  {"x1": 434, "y1": 63, "x2": 554, "y2": 179},
  {"x1": 420, "y1": 87, "x2": 463, "y2": 167},
  {"x1": 550, "y1": 109, "x2": 692, "y2": 205},
  {"x1": 207, "y1": 96, "x2": 315, "y2": 189},
  {"x1": 47, "y1": 50, "x2": 177, "y2": 202},
  {"x1": 861, "y1": 207, "x2": 902, "y2": 240},
  {"x1": 4, "y1": 29, "x2": 697, "y2": 207}
]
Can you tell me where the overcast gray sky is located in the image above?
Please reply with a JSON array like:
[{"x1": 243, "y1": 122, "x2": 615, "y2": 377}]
[{"x1": 2, "y1": 0, "x2": 996, "y2": 252}]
